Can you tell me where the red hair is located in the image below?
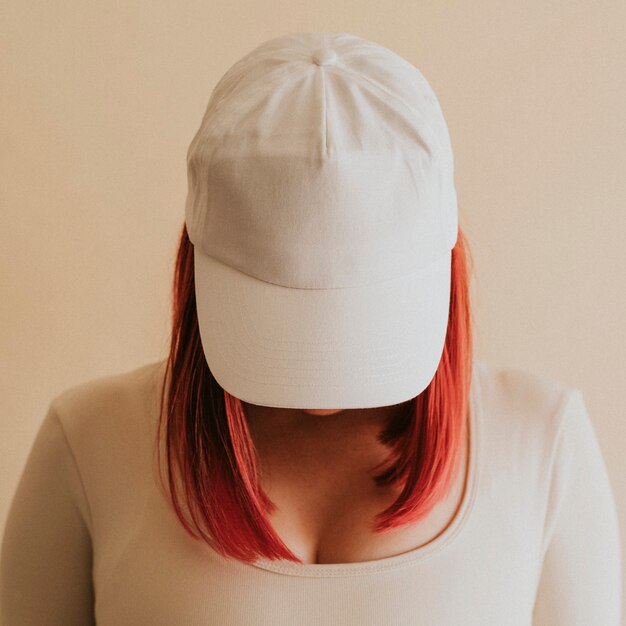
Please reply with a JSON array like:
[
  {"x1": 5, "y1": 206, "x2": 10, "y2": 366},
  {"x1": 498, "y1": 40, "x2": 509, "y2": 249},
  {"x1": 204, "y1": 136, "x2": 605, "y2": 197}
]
[{"x1": 155, "y1": 221, "x2": 474, "y2": 564}]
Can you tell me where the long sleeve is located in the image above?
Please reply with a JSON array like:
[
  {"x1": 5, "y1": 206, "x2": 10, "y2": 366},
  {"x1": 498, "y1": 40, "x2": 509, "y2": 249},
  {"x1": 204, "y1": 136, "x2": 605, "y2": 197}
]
[
  {"x1": 0, "y1": 403, "x2": 96, "y2": 626},
  {"x1": 532, "y1": 388, "x2": 622, "y2": 625}
]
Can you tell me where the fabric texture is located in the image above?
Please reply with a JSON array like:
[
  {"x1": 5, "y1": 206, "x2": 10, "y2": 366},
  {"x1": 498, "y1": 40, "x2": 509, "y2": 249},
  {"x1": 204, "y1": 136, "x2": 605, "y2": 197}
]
[
  {"x1": 186, "y1": 31, "x2": 459, "y2": 410},
  {"x1": 1, "y1": 357, "x2": 622, "y2": 625}
]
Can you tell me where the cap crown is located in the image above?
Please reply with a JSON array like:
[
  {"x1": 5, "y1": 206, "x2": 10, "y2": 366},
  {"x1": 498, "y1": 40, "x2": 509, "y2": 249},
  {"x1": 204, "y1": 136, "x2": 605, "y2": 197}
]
[{"x1": 185, "y1": 31, "x2": 458, "y2": 289}]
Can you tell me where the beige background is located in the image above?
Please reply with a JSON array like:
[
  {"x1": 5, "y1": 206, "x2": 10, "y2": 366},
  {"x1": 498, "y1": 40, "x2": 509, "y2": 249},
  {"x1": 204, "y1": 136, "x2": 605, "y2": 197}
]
[{"x1": 2, "y1": 0, "x2": 625, "y2": 613}]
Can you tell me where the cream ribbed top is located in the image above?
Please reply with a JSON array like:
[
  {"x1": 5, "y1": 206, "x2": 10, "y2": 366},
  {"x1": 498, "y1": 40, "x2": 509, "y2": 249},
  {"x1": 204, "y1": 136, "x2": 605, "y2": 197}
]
[{"x1": 1, "y1": 358, "x2": 622, "y2": 625}]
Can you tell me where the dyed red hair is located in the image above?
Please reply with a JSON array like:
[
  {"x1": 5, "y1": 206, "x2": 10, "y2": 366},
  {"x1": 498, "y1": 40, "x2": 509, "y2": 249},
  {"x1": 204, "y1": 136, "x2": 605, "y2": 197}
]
[{"x1": 155, "y1": 221, "x2": 474, "y2": 564}]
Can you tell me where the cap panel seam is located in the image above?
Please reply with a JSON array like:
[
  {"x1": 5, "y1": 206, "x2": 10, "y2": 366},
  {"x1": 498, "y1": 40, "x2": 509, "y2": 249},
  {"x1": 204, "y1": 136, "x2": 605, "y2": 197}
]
[{"x1": 327, "y1": 62, "x2": 448, "y2": 163}]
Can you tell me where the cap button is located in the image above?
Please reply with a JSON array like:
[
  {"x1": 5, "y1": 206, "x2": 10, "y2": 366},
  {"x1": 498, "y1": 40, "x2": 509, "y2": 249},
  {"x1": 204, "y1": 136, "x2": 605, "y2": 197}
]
[{"x1": 311, "y1": 48, "x2": 337, "y2": 66}]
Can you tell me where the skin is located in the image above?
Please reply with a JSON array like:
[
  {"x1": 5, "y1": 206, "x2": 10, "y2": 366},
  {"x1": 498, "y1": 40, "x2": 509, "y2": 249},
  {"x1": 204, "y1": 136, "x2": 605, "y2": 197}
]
[
  {"x1": 241, "y1": 399, "x2": 468, "y2": 563},
  {"x1": 241, "y1": 402, "x2": 413, "y2": 440},
  {"x1": 241, "y1": 401, "x2": 414, "y2": 479}
]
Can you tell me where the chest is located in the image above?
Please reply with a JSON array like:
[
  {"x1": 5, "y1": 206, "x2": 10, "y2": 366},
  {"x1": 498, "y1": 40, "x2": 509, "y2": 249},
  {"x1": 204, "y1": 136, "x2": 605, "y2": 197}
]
[{"x1": 258, "y1": 428, "x2": 470, "y2": 565}]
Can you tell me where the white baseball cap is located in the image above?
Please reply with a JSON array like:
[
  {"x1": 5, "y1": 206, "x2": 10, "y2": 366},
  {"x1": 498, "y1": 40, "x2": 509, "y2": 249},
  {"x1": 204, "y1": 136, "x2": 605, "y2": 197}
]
[{"x1": 185, "y1": 31, "x2": 458, "y2": 409}]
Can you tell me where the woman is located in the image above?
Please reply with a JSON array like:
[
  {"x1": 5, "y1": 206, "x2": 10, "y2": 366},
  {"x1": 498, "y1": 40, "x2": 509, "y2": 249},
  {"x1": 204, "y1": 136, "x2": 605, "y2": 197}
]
[{"x1": 1, "y1": 31, "x2": 621, "y2": 625}]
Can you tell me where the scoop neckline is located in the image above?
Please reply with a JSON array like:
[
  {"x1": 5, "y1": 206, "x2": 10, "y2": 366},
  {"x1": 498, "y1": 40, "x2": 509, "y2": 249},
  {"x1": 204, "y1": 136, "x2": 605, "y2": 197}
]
[{"x1": 248, "y1": 362, "x2": 482, "y2": 577}]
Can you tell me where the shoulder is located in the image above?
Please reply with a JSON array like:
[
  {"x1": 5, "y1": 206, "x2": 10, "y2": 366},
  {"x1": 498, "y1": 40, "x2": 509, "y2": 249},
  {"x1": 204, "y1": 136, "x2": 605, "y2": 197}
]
[
  {"x1": 472, "y1": 358, "x2": 587, "y2": 478},
  {"x1": 45, "y1": 359, "x2": 168, "y2": 508},
  {"x1": 474, "y1": 357, "x2": 578, "y2": 436},
  {"x1": 49, "y1": 358, "x2": 167, "y2": 445},
  {"x1": 474, "y1": 358, "x2": 573, "y2": 421},
  {"x1": 50, "y1": 359, "x2": 166, "y2": 425}
]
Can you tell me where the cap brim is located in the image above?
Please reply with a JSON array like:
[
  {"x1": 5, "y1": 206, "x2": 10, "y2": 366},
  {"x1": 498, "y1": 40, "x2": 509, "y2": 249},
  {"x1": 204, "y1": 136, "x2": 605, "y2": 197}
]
[{"x1": 194, "y1": 247, "x2": 451, "y2": 409}]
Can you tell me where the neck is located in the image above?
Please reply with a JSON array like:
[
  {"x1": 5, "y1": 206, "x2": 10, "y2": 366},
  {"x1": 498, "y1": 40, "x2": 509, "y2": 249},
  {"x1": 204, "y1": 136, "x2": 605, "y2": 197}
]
[{"x1": 241, "y1": 399, "x2": 414, "y2": 470}]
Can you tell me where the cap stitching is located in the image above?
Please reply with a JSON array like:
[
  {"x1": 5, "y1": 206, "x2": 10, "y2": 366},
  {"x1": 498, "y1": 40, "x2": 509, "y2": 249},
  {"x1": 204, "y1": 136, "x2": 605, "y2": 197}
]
[
  {"x1": 320, "y1": 59, "x2": 329, "y2": 156},
  {"x1": 327, "y1": 62, "x2": 448, "y2": 163}
]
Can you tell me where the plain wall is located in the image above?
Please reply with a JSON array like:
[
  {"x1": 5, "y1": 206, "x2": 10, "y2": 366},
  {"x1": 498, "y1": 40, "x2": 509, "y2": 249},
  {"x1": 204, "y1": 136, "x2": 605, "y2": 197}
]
[{"x1": 2, "y1": 0, "x2": 625, "y2": 614}]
